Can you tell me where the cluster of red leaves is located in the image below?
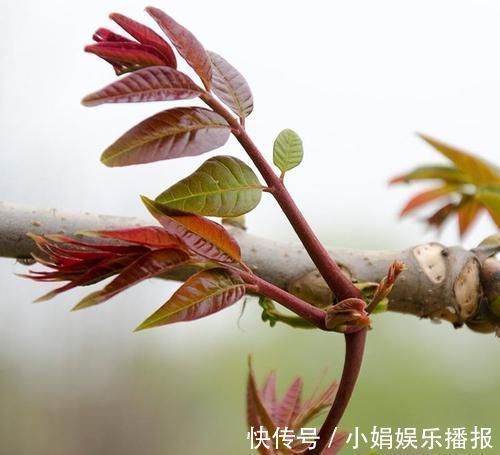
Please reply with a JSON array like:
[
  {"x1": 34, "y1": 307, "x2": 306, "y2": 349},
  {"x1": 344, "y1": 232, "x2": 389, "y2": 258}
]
[
  {"x1": 391, "y1": 134, "x2": 500, "y2": 237},
  {"x1": 247, "y1": 359, "x2": 347, "y2": 454},
  {"x1": 26, "y1": 7, "x2": 304, "y2": 334},
  {"x1": 24, "y1": 198, "x2": 249, "y2": 330},
  {"x1": 86, "y1": 11, "x2": 177, "y2": 75}
]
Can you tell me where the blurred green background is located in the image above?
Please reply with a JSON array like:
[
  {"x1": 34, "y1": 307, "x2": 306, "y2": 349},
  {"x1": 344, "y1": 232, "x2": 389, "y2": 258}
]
[{"x1": 1, "y1": 225, "x2": 498, "y2": 454}]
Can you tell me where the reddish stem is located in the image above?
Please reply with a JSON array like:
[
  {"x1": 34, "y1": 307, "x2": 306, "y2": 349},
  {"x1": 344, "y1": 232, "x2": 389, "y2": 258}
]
[
  {"x1": 310, "y1": 330, "x2": 366, "y2": 454},
  {"x1": 202, "y1": 93, "x2": 357, "y2": 301},
  {"x1": 202, "y1": 92, "x2": 367, "y2": 449}
]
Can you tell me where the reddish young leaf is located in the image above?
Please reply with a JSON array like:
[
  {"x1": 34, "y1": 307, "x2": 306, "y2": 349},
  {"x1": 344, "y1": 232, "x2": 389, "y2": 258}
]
[
  {"x1": 426, "y1": 202, "x2": 457, "y2": 229},
  {"x1": 418, "y1": 134, "x2": 500, "y2": 185},
  {"x1": 101, "y1": 107, "x2": 230, "y2": 166},
  {"x1": 318, "y1": 432, "x2": 348, "y2": 455},
  {"x1": 85, "y1": 226, "x2": 181, "y2": 248},
  {"x1": 457, "y1": 197, "x2": 483, "y2": 237},
  {"x1": 247, "y1": 358, "x2": 278, "y2": 454},
  {"x1": 145, "y1": 7, "x2": 213, "y2": 89},
  {"x1": 85, "y1": 42, "x2": 167, "y2": 73},
  {"x1": 45, "y1": 234, "x2": 149, "y2": 255},
  {"x1": 93, "y1": 28, "x2": 133, "y2": 43},
  {"x1": 399, "y1": 185, "x2": 459, "y2": 216},
  {"x1": 294, "y1": 379, "x2": 338, "y2": 429},
  {"x1": 110, "y1": 12, "x2": 177, "y2": 68},
  {"x1": 261, "y1": 371, "x2": 278, "y2": 419},
  {"x1": 34, "y1": 255, "x2": 138, "y2": 302},
  {"x1": 208, "y1": 51, "x2": 253, "y2": 119},
  {"x1": 135, "y1": 267, "x2": 246, "y2": 329},
  {"x1": 142, "y1": 196, "x2": 241, "y2": 263},
  {"x1": 325, "y1": 298, "x2": 370, "y2": 333},
  {"x1": 275, "y1": 377, "x2": 303, "y2": 428},
  {"x1": 73, "y1": 248, "x2": 190, "y2": 310},
  {"x1": 82, "y1": 66, "x2": 203, "y2": 106}
]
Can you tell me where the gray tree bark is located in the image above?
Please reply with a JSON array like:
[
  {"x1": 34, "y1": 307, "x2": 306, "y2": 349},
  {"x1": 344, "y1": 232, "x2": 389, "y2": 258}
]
[{"x1": 1, "y1": 201, "x2": 498, "y2": 335}]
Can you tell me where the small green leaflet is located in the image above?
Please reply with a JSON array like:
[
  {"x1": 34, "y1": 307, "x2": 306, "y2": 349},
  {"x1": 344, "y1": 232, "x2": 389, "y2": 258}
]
[
  {"x1": 273, "y1": 129, "x2": 304, "y2": 176},
  {"x1": 155, "y1": 155, "x2": 263, "y2": 217}
]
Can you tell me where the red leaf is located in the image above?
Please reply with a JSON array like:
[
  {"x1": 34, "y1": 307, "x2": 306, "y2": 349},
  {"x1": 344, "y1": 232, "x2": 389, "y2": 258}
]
[
  {"x1": 110, "y1": 12, "x2": 177, "y2": 68},
  {"x1": 45, "y1": 235, "x2": 149, "y2": 255},
  {"x1": 208, "y1": 51, "x2": 253, "y2": 119},
  {"x1": 400, "y1": 185, "x2": 458, "y2": 216},
  {"x1": 73, "y1": 248, "x2": 190, "y2": 310},
  {"x1": 85, "y1": 42, "x2": 167, "y2": 74},
  {"x1": 135, "y1": 267, "x2": 246, "y2": 329},
  {"x1": 82, "y1": 66, "x2": 202, "y2": 106},
  {"x1": 93, "y1": 28, "x2": 133, "y2": 43},
  {"x1": 142, "y1": 196, "x2": 241, "y2": 264},
  {"x1": 247, "y1": 358, "x2": 278, "y2": 455},
  {"x1": 146, "y1": 7, "x2": 212, "y2": 89},
  {"x1": 34, "y1": 255, "x2": 138, "y2": 302},
  {"x1": 86, "y1": 226, "x2": 181, "y2": 248},
  {"x1": 101, "y1": 107, "x2": 229, "y2": 167},
  {"x1": 262, "y1": 371, "x2": 278, "y2": 419},
  {"x1": 319, "y1": 432, "x2": 348, "y2": 455},
  {"x1": 294, "y1": 379, "x2": 338, "y2": 429},
  {"x1": 275, "y1": 377, "x2": 303, "y2": 428},
  {"x1": 426, "y1": 202, "x2": 457, "y2": 229},
  {"x1": 325, "y1": 298, "x2": 370, "y2": 334}
]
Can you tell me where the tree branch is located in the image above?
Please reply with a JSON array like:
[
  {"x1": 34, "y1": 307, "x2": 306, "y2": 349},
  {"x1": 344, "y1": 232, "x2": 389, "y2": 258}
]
[{"x1": 1, "y1": 201, "x2": 498, "y2": 334}]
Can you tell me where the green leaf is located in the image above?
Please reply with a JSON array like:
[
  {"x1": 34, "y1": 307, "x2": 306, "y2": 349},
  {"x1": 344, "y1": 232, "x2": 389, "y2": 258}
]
[
  {"x1": 208, "y1": 51, "x2": 253, "y2": 119},
  {"x1": 273, "y1": 128, "x2": 303, "y2": 175},
  {"x1": 155, "y1": 155, "x2": 263, "y2": 216},
  {"x1": 418, "y1": 134, "x2": 500, "y2": 185},
  {"x1": 473, "y1": 233, "x2": 500, "y2": 260},
  {"x1": 82, "y1": 66, "x2": 202, "y2": 106},
  {"x1": 457, "y1": 196, "x2": 483, "y2": 237},
  {"x1": 101, "y1": 107, "x2": 230, "y2": 166},
  {"x1": 477, "y1": 185, "x2": 500, "y2": 215},
  {"x1": 135, "y1": 267, "x2": 246, "y2": 329},
  {"x1": 477, "y1": 185, "x2": 500, "y2": 227},
  {"x1": 389, "y1": 165, "x2": 471, "y2": 185}
]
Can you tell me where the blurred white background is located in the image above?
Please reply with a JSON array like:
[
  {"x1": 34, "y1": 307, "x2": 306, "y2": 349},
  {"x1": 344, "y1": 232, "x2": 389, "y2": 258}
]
[{"x1": 1, "y1": 1, "x2": 499, "y2": 454}]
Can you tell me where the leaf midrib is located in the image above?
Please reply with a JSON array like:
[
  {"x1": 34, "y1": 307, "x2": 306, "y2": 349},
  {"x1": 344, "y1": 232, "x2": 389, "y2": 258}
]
[{"x1": 159, "y1": 183, "x2": 262, "y2": 205}]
